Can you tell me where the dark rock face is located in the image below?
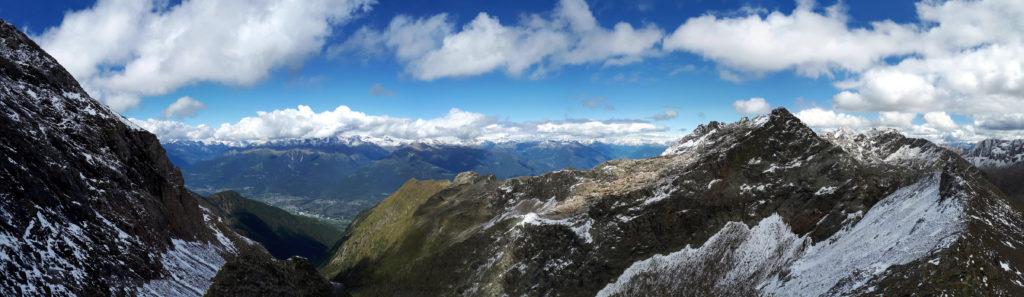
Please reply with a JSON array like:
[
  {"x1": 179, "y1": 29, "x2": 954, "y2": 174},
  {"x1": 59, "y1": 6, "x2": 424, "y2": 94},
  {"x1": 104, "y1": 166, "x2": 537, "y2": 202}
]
[
  {"x1": 206, "y1": 249, "x2": 337, "y2": 297},
  {"x1": 327, "y1": 109, "x2": 1024, "y2": 296},
  {"x1": 0, "y1": 20, "x2": 248, "y2": 295}
]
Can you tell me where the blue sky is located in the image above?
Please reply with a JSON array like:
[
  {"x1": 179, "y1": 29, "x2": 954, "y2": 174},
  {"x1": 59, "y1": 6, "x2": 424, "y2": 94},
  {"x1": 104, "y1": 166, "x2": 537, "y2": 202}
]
[{"x1": 4, "y1": 0, "x2": 1020, "y2": 144}]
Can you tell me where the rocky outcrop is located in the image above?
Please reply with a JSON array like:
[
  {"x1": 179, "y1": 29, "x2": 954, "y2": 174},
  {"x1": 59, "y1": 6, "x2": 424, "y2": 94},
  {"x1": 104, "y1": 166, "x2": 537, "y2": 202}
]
[{"x1": 206, "y1": 249, "x2": 338, "y2": 297}]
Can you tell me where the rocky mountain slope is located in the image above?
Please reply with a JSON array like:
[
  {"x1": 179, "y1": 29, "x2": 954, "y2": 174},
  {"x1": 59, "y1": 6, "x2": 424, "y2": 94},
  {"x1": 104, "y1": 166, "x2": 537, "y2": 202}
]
[
  {"x1": 0, "y1": 20, "x2": 344, "y2": 296},
  {"x1": 325, "y1": 109, "x2": 1024, "y2": 296},
  {"x1": 0, "y1": 20, "x2": 254, "y2": 295},
  {"x1": 204, "y1": 191, "x2": 344, "y2": 265}
]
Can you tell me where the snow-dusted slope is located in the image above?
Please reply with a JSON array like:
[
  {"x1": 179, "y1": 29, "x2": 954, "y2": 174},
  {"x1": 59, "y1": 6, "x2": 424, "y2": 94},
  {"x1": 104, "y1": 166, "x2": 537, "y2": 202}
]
[
  {"x1": 964, "y1": 139, "x2": 1024, "y2": 168},
  {"x1": 598, "y1": 173, "x2": 966, "y2": 296},
  {"x1": 0, "y1": 20, "x2": 250, "y2": 295},
  {"x1": 822, "y1": 128, "x2": 948, "y2": 169}
]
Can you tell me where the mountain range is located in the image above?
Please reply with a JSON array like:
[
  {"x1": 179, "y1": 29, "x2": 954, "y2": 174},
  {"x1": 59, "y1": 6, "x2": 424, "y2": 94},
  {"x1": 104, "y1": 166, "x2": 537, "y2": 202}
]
[
  {"x1": 961, "y1": 139, "x2": 1024, "y2": 202},
  {"x1": 163, "y1": 138, "x2": 665, "y2": 225},
  {"x1": 323, "y1": 109, "x2": 1024, "y2": 296}
]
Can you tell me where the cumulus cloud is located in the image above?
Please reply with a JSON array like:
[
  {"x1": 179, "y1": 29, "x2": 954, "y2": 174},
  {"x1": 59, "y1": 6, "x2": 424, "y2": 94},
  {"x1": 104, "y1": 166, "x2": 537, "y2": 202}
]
[
  {"x1": 132, "y1": 118, "x2": 213, "y2": 140},
  {"x1": 131, "y1": 104, "x2": 676, "y2": 145},
  {"x1": 162, "y1": 96, "x2": 206, "y2": 119},
  {"x1": 733, "y1": 97, "x2": 771, "y2": 115},
  {"x1": 663, "y1": 1, "x2": 916, "y2": 77},
  {"x1": 877, "y1": 111, "x2": 917, "y2": 128},
  {"x1": 662, "y1": 0, "x2": 1024, "y2": 142},
  {"x1": 923, "y1": 112, "x2": 958, "y2": 131},
  {"x1": 833, "y1": 43, "x2": 1024, "y2": 114},
  {"x1": 794, "y1": 108, "x2": 872, "y2": 129},
  {"x1": 36, "y1": 0, "x2": 373, "y2": 111},
  {"x1": 338, "y1": 0, "x2": 663, "y2": 80}
]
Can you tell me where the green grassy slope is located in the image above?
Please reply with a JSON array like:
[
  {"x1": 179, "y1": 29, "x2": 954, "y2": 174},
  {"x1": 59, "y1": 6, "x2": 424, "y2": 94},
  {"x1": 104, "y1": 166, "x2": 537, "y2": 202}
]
[{"x1": 320, "y1": 179, "x2": 451, "y2": 279}]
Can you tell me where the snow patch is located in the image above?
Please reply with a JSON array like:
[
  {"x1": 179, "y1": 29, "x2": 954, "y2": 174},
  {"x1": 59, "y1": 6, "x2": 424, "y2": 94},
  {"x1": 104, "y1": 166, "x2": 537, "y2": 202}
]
[
  {"x1": 598, "y1": 173, "x2": 965, "y2": 296},
  {"x1": 519, "y1": 212, "x2": 595, "y2": 244},
  {"x1": 137, "y1": 239, "x2": 225, "y2": 296}
]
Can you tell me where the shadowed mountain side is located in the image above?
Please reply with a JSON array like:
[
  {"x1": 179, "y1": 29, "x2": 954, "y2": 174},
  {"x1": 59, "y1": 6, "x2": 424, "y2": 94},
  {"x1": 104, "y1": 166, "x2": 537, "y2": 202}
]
[{"x1": 204, "y1": 191, "x2": 344, "y2": 265}]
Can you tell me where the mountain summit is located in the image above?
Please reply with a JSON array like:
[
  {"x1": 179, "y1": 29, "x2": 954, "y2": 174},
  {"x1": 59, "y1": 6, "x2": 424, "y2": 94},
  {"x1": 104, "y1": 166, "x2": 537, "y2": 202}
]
[{"x1": 325, "y1": 107, "x2": 1024, "y2": 296}]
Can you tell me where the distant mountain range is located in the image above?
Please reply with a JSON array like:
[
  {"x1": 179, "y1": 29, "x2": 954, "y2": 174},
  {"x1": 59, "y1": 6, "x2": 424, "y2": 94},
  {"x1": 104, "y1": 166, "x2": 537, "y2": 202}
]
[
  {"x1": 959, "y1": 139, "x2": 1024, "y2": 202},
  {"x1": 163, "y1": 139, "x2": 665, "y2": 224}
]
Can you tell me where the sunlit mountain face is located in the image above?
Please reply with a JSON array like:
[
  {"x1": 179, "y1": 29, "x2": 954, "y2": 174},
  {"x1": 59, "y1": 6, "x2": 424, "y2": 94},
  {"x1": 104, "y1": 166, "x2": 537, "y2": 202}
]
[{"x1": 4, "y1": 0, "x2": 1024, "y2": 296}]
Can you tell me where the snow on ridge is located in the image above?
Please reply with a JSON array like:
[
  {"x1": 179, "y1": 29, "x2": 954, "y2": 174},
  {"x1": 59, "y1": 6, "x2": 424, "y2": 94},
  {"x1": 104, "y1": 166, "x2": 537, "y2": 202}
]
[
  {"x1": 767, "y1": 173, "x2": 963, "y2": 295},
  {"x1": 598, "y1": 173, "x2": 965, "y2": 296},
  {"x1": 137, "y1": 239, "x2": 226, "y2": 297},
  {"x1": 135, "y1": 206, "x2": 241, "y2": 296},
  {"x1": 596, "y1": 214, "x2": 808, "y2": 297},
  {"x1": 661, "y1": 127, "x2": 717, "y2": 156},
  {"x1": 823, "y1": 128, "x2": 946, "y2": 168}
]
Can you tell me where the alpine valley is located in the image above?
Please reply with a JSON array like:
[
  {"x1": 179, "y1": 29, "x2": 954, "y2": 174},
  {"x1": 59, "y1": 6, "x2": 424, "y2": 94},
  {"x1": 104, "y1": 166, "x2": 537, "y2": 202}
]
[
  {"x1": 163, "y1": 138, "x2": 665, "y2": 226},
  {"x1": 3, "y1": 12, "x2": 1024, "y2": 297}
]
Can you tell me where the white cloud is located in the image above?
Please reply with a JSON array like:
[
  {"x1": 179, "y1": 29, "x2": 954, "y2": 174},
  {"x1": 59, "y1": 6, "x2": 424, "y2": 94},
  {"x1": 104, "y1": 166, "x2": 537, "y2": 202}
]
[
  {"x1": 833, "y1": 43, "x2": 1024, "y2": 114},
  {"x1": 877, "y1": 112, "x2": 917, "y2": 128},
  {"x1": 132, "y1": 104, "x2": 676, "y2": 145},
  {"x1": 340, "y1": 0, "x2": 663, "y2": 80},
  {"x1": 794, "y1": 108, "x2": 872, "y2": 129},
  {"x1": 662, "y1": 0, "x2": 1024, "y2": 142},
  {"x1": 132, "y1": 118, "x2": 213, "y2": 140},
  {"x1": 923, "y1": 112, "x2": 958, "y2": 131},
  {"x1": 162, "y1": 96, "x2": 206, "y2": 119},
  {"x1": 733, "y1": 97, "x2": 771, "y2": 115},
  {"x1": 36, "y1": 0, "x2": 373, "y2": 111},
  {"x1": 663, "y1": 1, "x2": 916, "y2": 77},
  {"x1": 535, "y1": 121, "x2": 662, "y2": 137}
]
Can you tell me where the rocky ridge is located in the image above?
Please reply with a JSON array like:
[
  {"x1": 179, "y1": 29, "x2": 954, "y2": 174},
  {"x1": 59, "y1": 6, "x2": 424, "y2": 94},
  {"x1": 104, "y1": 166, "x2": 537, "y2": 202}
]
[{"x1": 326, "y1": 109, "x2": 1024, "y2": 296}]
